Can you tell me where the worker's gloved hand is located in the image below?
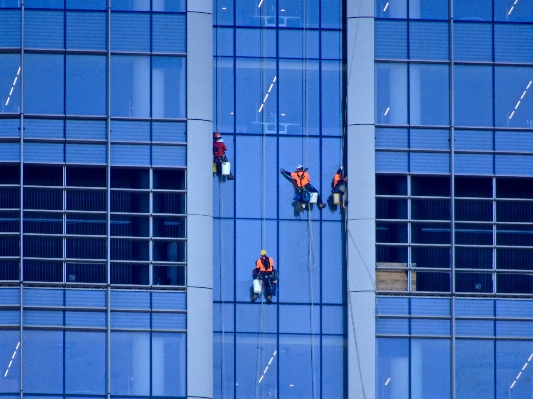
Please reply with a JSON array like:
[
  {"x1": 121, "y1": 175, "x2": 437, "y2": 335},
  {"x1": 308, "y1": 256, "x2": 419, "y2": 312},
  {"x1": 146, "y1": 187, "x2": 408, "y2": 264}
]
[{"x1": 280, "y1": 168, "x2": 285, "y2": 173}]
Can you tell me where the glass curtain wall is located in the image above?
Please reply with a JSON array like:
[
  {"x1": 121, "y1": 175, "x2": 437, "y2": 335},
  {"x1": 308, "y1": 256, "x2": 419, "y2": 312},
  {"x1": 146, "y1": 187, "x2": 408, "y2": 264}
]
[
  {"x1": 0, "y1": 1, "x2": 187, "y2": 398},
  {"x1": 213, "y1": 0, "x2": 346, "y2": 397},
  {"x1": 375, "y1": 0, "x2": 533, "y2": 397}
]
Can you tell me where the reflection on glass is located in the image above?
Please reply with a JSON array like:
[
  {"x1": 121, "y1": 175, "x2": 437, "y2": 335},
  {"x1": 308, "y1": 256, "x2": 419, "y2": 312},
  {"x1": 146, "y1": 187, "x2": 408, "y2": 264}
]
[
  {"x1": 0, "y1": 331, "x2": 20, "y2": 393},
  {"x1": 495, "y1": 67, "x2": 533, "y2": 128},
  {"x1": 375, "y1": 0, "x2": 407, "y2": 19},
  {"x1": 111, "y1": 55, "x2": 150, "y2": 118},
  {"x1": 65, "y1": 331, "x2": 105, "y2": 394},
  {"x1": 496, "y1": 341, "x2": 533, "y2": 398},
  {"x1": 278, "y1": 0, "x2": 319, "y2": 28},
  {"x1": 0, "y1": 55, "x2": 21, "y2": 114},
  {"x1": 152, "y1": 56, "x2": 186, "y2": 118},
  {"x1": 454, "y1": 65, "x2": 493, "y2": 127},
  {"x1": 495, "y1": 0, "x2": 533, "y2": 22},
  {"x1": 453, "y1": 0, "x2": 492, "y2": 21},
  {"x1": 110, "y1": 332, "x2": 150, "y2": 396},
  {"x1": 456, "y1": 340, "x2": 494, "y2": 399},
  {"x1": 410, "y1": 64, "x2": 449, "y2": 126},
  {"x1": 66, "y1": 55, "x2": 106, "y2": 116},
  {"x1": 152, "y1": 333, "x2": 186, "y2": 396},
  {"x1": 377, "y1": 338, "x2": 409, "y2": 399},
  {"x1": 409, "y1": 0, "x2": 448, "y2": 19},
  {"x1": 24, "y1": 54, "x2": 64, "y2": 115},
  {"x1": 23, "y1": 330, "x2": 63, "y2": 394},
  {"x1": 236, "y1": 0, "x2": 277, "y2": 27},
  {"x1": 411, "y1": 339, "x2": 450, "y2": 399},
  {"x1": 375, "y1": 63, "x2": 408, "y2": 125}
]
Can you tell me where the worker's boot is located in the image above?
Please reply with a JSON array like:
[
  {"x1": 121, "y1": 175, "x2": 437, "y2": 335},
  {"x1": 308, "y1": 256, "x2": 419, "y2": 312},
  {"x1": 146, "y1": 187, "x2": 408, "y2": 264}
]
[
  {"x1": 227, "y1": 173, "x2": 235, "y2": 180},
  {"x1": 251, "y1": 294, "x2": 258, "y2": 302},
  {"x1": 318, "y1": 202, "x2": 326, "y2": 209},
  {"x1": 266, "y1": 296, "x2": 272, "y2": 304}
]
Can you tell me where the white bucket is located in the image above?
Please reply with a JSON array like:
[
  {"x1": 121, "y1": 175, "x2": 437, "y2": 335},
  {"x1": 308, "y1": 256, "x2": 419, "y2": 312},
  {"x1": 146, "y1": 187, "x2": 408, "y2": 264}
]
[
  {"x1": 309, "y1": 192, "x2": 318, "y2": 203},
  {"x1": 221, "y1": 161, "x2": 231, "y2": 176},
  {"x1": 333, "y1": 193, "x2": 341, "y2": 205},
  {"x1": 253, "y1": 279, "x2": 262, "y2": 294}
]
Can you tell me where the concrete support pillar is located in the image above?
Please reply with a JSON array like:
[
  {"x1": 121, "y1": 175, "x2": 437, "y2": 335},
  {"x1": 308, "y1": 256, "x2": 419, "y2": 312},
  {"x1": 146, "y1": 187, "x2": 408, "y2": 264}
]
[
  {"x1": 346, "y1": 1, "x2": 376, "y2": 398},
  {"x1": 186, "y1": 1, "x2": 213, "y2": 399}
]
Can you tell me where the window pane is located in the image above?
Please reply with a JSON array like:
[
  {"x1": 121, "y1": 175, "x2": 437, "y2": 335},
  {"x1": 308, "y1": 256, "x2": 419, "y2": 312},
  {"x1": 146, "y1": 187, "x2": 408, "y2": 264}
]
[
  {"x1": 111, "y1": 55, "x2": 150, "y2": 118},
  {"x1": 0, "y1": 54, "x2": 21, "y2": 113},
  {"x1": 377, "y1": 338, "x2": 408, "y2": 399},
  {"x1": 67, "y1": 0, "x2": 106, "y2": 10},
  {"x1": 376, "y1": 63, "x2": 408, "y2": 125},
  {"x1": 24, "y1": 10, "x2": 64, "y2": 49},
  {"x1": 65, "y1": 332, "x2": 105, "y2": 394},
  {"x1": 409, "y1": 21, "x2": 449, "y2": 60},
  {"x1": 0, "y1": 10, "x2": 21, "y2": 47},
  {"x1": 235, "y1": 28, "x2": 276, "y2": 58},
  {"x1": 409, "y1": 64, "x2": 449, "y2": 126},
  {"x1": 278, "y1": 0, "x2": 319, "y2": 28},
  {"x1": 322, "y1": 61, "x2": 342, "y2": 135},
  {"x1": 456, "y1": 340, "x2": 494, "y2": 399},
  {"x1": 23, "y1": 330, "x2": 63, "y2": 394},
  {"x1": 279, "y1": 335, "x2": 320, "y2": 398},
  {"x1": 454, "y1": 22, "x2": 492, "y2": 62},
  {"x1": 494, "y1": 24, "x2": 533, "y2": 63},
  {"x1": 279, "y1": 29, "x2": 319, "y2": 58},
  {"x1": 496, "y1": 341, "x2": 533, "y2": 398},
  {"x1": 66, "y1": 11, "x2": 107, "y2": 50},
  {"x1": 24, "y1": 54, "x2": 64, "y2": 115},
  {"x1": 495, "y1": 67, "x2": 533, "y2": 128},
  {"x1": 0, "y1": 331, "x2": 20, "y2": 392},
  {"x1": 151, "y1": 333, "x2": 186, "y2": 397},
  {"x1": 111, "y1": 332, "x2": 150, "y2": 396},
  {"x1": 495, "y1": 0, "x2": 533, "y2": 22},
  {"x1": 453, "y1": 0, "x2": 492, "y2": 21},
  {"x1": 66, "y1": 55, "x2": 106, "y2": 116},
  {"x1": 111, "y1": 12, "x2": 150, "y2": 52},
  {"x1": 152, "y1": 56, "x2": 186, "y2": 118},
  {"x1": 375, "y1": 20, "x2": 407, "y2": 60},
  {"x1": 409, "y1": 0, "x2": 448, "y2": 20},
  {"x1": 375, "y1": 0, "x2": 407, "y2": 18},
  {"x1": 152, "y1": 13, "x2": 186, "y2": 53},
  {"x1": 411, "y1": 339, "x2": 450, "y2": 399},
  {"x1": 454, "y1": 65, "x2": 493, "y2": 127}
]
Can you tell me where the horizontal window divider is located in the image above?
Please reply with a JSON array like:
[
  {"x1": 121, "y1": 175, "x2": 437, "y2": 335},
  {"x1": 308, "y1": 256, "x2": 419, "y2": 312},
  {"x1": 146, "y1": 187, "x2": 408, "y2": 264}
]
[
  {"x1": 454, "y1": 60, "x2": 533, "y2": 67},
  {"x1": 110, "y1": 50, "x2": 187, "y2": 57},
  {"x1": 110, "y1": 116, "x2": 187, "y2": 122},
  {"x1": 0, "y1": 325, "x2": 19, "y2": 329},
  {"x1": 377, "y1": 314, "x2": 451, "y2": 320},
  {"x1": 23, "y1": 326, "x2": 107, "y2": 331},
  {"x1": 376, "y1": 243, "x2": 452, "y2": 247},
  {"x1": 376, "y1": 148, "x2": 450, "y2": 153},
  {"x1": 0, "y1": 137, "x2": 20, "y2": 142},
  {"x1": 111, "y1": 328, "x2": 187, "y2": 333},
  {"x1": 455, "y1": 150, "x2": 533, "y2": 156},
  {"x1": 65, "y1": 210, "x2": 108, "y2": 214},
  {"x1": 110, "y1": 308, "x2": 186, "y2": 314},
  {"x1": 0, "y1": 305, "x2": 20, "y2": 310},
  {"x1": 23, "y1": 306, "x2": 106, "y2": 312},
  {"x1": 110, "y1": 141, "x2": 186, "y2": 146}
]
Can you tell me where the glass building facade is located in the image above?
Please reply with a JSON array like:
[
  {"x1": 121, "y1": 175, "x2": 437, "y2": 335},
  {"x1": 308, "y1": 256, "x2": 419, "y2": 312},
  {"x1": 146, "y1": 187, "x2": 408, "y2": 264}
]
[{"x1": 3, "y1": 0, "x2": 533, "y2": 398}]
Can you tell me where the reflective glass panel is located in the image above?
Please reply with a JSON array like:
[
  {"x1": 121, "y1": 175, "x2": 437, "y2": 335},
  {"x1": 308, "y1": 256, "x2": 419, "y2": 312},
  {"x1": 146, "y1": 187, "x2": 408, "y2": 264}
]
[
  {"x1": 66, "y1": 11, "x2": 107, "y2": 50},
  {"x1": 278, "y1": 0, "x2": 319, "y2": 28},
  {"x1": 376, "y1": 338, "x2": 409, "y2": 399},
  {"x1": 454, "y1": 65, "x2": 493, "y2": 127},
  {"x1": 111, "y1": 55, "x2": 150, "y2": 118},
  {"x1": 409, "y1": 64, "x2": 449, "y2": 126},
  {"x1": 0, "y1": 331, "x2": 20, "y2": 393},
  {"x1": 152, "y1": 56, "x2": 186, "y2": 118},
  {"x1": 151, "y1": 333, "x2": 186, "y2": 397},
  {"x1": 24, "y1": 54, "x2": 64, "y2": 115},
  {"x1": 0, "y1": 54, "x2": 21, "y2": 113},
  {"x1": 0, "y1": 10, "x2": 21, "y2": 47},
  {"x1": 496, "y1": 341, "x2": 533, "y2": 398},
  {"x1": 279, "y1": 335, "x2": 320, "y2": 398},
  {"x1": 410, "y1": 339, "x2": 450, "y2": 399},
  {"x1": 495, "y1": 0, "x2": 533, "y2": 22},
  {"x1": 24, "y1": 10, "x2": 64, "y2": 49},
  {"x1": 152, "y1": 13, "x2": 186, "y2": 53},
  {"x1": 409, "y1": 21, "x2": 449, "y2": 60},
  {"x1": 409, "y1": 0, "x2": 448, "y2": 19},
  {"x1": 110, "y1": 332, "x2": 150, "y2": 396},
  {"x1": 454, "y1": 0, "x2": 492, "y2": 21},
  {"x1": 453, "y1": 22, "x2": 492, "y2": 62},
  {"x1": 375, "y1": 63, "x2": 408, "y2": 125},
  {"x1": 65, "y1": 332, "x2": 105, "y2": 394},
  {"x1": 495, "y1": 67, "x2": 533, "y2": 129},
  {"x1": 375, "y1": 0, "x2": 407, "y2": 19},
  {"x1": 23, "y1": 330, "x2": 63, "y2": 393},
  {"x1": 66, "y1": 55, "x2": 106, "y2": 116},
  {"x1": 456, "y1": 339, "x2": 494, "y2": 399}
]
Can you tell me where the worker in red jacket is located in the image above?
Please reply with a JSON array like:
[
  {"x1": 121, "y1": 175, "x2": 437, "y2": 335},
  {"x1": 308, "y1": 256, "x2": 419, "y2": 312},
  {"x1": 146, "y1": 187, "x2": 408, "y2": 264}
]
[{"x1": 213, "y1": 132, "x2": 235, "y2": 179}]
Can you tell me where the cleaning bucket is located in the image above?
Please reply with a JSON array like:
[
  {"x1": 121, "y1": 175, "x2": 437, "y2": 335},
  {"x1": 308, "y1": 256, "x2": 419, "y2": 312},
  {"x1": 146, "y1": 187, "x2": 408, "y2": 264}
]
[
  {"x1": 309, "y1": 192, "x2": 318, "y2": 204},
  {"x1": 221, "y1": 161, "x2": 231, "y2": 176},
  {"x1": 212, "y1": 163, "x2": 217, "y2": 173},
  {"x1": 333, "y1": 193, "x2": 341, "y2": 205},
  {"x1": 253, "y1": 279, "x2": 262, "y2": 294}
]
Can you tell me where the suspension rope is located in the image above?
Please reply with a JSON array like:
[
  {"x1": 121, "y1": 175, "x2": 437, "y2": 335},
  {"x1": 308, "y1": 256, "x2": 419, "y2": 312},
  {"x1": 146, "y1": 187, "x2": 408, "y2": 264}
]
[
  {"x1": 219, "y1": 176, "x2": 227, "y2": 399},
  {"x1": 255, "y1": 287, "x2": 266, "y2": 399},
  {"x1": 307, "y1": 210, "x2": 318, "y2": 399}
]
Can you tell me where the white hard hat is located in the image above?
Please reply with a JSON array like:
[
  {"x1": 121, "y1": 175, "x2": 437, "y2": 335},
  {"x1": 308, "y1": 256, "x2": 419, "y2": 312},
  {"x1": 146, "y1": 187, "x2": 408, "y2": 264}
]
[{"x1": 296, "y1": 165, "x2": 303, "y2": 170}]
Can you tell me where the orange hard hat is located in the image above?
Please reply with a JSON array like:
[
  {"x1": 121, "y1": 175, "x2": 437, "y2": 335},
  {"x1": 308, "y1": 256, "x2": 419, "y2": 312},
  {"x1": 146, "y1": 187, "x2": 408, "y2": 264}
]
[{"x1": 213, "y1": 132, "x2": 221, "y2": 138}]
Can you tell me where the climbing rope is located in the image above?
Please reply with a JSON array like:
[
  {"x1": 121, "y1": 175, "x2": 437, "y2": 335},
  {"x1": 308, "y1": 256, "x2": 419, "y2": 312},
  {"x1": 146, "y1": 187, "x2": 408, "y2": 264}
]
[{"x1": 307, "y1": 210, "x2": 318, "y2": 399}]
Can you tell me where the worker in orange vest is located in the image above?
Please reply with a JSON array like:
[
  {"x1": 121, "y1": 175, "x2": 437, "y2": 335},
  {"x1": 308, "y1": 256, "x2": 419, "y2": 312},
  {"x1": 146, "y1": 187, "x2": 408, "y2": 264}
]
[
  {"x1": 213, "y1": 132, "x2": 235, "y2": 179},
  {"x1": 280, "y1": 165, "x2": 326, "y2": 208},
  {"x1": 252, "y1": 249, "x2": 276, "y2": 304},
  {"x1": 330, "y1": 167, "x2": 348, "y2": 208}
]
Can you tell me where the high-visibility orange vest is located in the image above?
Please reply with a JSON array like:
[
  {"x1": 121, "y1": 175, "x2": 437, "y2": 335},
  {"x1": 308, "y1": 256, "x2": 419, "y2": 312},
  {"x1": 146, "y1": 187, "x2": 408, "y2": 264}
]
[
  {"x1": 290, "y1": 171, "x2": 310, "y2": 187},
  {"x1": 256, "y1": 256, "x2": 274, "y2": 272},
  {"x1": 333, "y1": 173, "x2": 343, "y2": 188}
]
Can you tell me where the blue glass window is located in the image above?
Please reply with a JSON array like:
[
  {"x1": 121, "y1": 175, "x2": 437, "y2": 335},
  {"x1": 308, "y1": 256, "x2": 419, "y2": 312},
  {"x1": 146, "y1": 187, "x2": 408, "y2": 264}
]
[
  {"x1": 454, "y1": 22, "x2": 492, "y2": 61},
  {"x1": 0, "y1": 10, "x2": 21, "y2": 47},
  {"x1": 409, "y1": 21, "x2": 449, "y2": 60},
  {"x1": 375, "y1": 0, "x2": 407, "y2": 19},
  {"x1": 111, "y1": 332, "x2": 150, "y2": 395},
  {"x1": 66, "y1": 11, "x2": 107, "y2": 50},
  {"x1": 322, "y1": 336, "x2": 344, "y2": 398},
  {"x1": 24, "y1": 11, "x2": 64, "y2": 49},
  {"x1": 322, "y1": 221, "x2": 344, "y2": 303},
  {"x1": 321, "y1": 31, "x2": 341, "y2": 60},
  {"x1": 66, "y1": 55, "x2": 106, "y2": 116},
  {"x1": 66, "y1": 120, "x2": 106, "y2": 140},
  {"x1": 25, "y1": 0, "x2": 63, "y2": 8},
  {"x1": 236, "y1": 28, "x2": 276, "y2": 58},
  {"x1": 66, "y1": 144, "x2": 107, "y2": 164},
  {"x1": 495, "y1": 67, "x2": 533, "y2": 128},
  {"x1": 24, "y1": 54, "x2": 64, "y2": 115},
  {"x1": 67, "y1": 0, "x2": 106, "y2": 10},
  {"x1": 495, "y1": 0, "x2": 533, "y2": 22},
  {"x1": 153, "y1": 121, "x2": 186, "y2": 142},
  {"x1": 279, "y1": 335, "x2": 320, "y2": 398},
  {"x1": 456, "y1": 340, "x2": 494, "y2": 398},
  {"x1": 111, "y1": 121, "x2": 150, "y2": 142},
  {"x1": 111, "y1": 12, "x2": 150, "y2": 52},
  {"x1": 495, "y1": 24, "x2": 533, "y2": 63},
  {"x1": 215, "y1": 28, "x2": 234, "y2": 57},
  {"x1": 151, "y1": 333, "x2": 186, "y2": 396},
  {"x1": 0, "y1": 55, "x2": 21, "y2": 114},
  {"x1": 409, "y1": 64, "x2": 449, "y2": 126},
  {"x1": 411, "y1": 339, "x2": 451, "y2": 398},
  {"x1": 65, "y1": 332, "x2": 106, "y2": 394},
  {"x1": 454, "y1": 153, "x2": 493, "y2": 175},
  {"x1": 152, "y1": 0, "x2": 186, "y2": 12},
  {"x1": 411, "y1": 129, "x2": 449, "y2": 149},
  {"x1": 0, "y1": 1, "x2": 20, "y2": 8},
  {"x1": 235, "y1": 0, "x2": 276, "y2": 27},
  {"x1": 279, "y1": 305, "x2": 320, "y2": 334},
  {"x1": 454, "y1": 65, "x2": 493, "y2": 127},
  {"x1": 214, "y1": 58, "x2": 235, "y2": 133},
  {"x1": 322, "y1": 61, "x2": 342, "y2": 135},
  {"x1": 496, "y1": 341, "x2": 533, "y2": 398},
  {"x1": 375, "y1": 63, "x2": 408, "y2": 125},
  {"x1": 496, "y1": 131, "x2": 533, "y2": 153},
  {"x1": 23, "y1": 330, "x2": 63, "y2": 393},
  {"x1": 375, "y1": 151, "x2": 408, "y2": 172},
  {"x1": 376, "y1": 338, "x2": 409, "y2": 399},
  {"x1": 152, "y1": 145, "x2": 186, "y2": 166},
  {"x1": 454, "y1": 0, "x2": 492, "y2": 21},
  {"x1": 152, "y1": 56, "x2": 186, "y2": 118},
  {"x1": 409, "y1": 0, "x2": 448, "y2": 20},
  {"x1": 279, "y1": 29, "x2": 319, "y2": 59},
  {"x1": 111, "y1": 0, "x2": 150, "y2": 11},
  {"x1": 111, "y1": 55, "x2": 150, "y2": 118},
  {"x1": 278, "y1": 0, "x2": 319, "y2": 28},
  {"x1": 214, "y1": 0, "x2": 234, "y2": 26},
  {"x1": 152, "y1": 13, "x2": 186, "y2": 53},
  {"x1": 321, "y1": 0, "x2": 341, "y2": 28},
  {"x1": 0, "y1": 331, "x2": 20, "y2": 393},
  {"x1": 455, "y1": 130, "x2": 493, "y2": 151},
  {"x1": 375, "y1": 20, "x2": 408, "y2": 59},
  {"x1": 235, "y1": 58, "x2": 277, "y2": 134}
]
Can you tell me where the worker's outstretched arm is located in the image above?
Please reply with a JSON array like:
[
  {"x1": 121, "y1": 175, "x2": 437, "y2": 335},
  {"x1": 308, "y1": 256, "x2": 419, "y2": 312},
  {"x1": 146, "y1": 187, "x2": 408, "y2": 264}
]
[{"x1": 280, "y1": 168, "x2": 294, "y2": 181}]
